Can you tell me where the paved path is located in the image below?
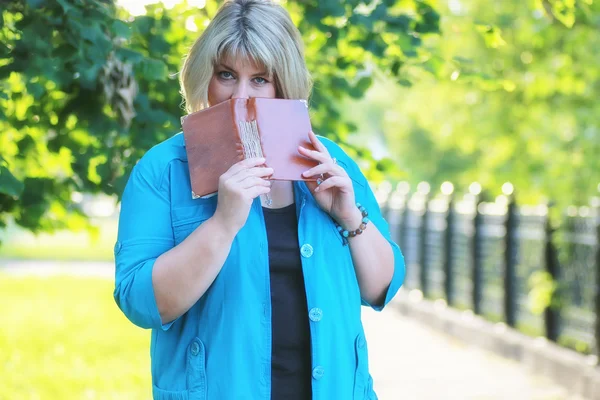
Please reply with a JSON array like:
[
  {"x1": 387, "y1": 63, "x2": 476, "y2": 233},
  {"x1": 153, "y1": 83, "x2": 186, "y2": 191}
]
[
  {"x1": 1, "y1": 260, "x2": 586, "y2": 399},
  {"x1": 363, "y1": 306, "x2": 585, "y2": 400},
  {"x1": 0, "y1": 259, "x2": 114, "y2": 278}
]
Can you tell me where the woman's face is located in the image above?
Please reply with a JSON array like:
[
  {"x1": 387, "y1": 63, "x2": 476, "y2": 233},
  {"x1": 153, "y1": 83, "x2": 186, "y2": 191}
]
[{"x1": 208, "y1": 56, "x2": 276, "y2": 106}]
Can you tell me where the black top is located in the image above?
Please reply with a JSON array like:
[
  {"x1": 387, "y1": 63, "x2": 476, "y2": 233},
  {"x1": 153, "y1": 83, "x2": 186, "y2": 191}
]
[{"x1": 263, "y1": 204, "x2": 312, "y2": 400}]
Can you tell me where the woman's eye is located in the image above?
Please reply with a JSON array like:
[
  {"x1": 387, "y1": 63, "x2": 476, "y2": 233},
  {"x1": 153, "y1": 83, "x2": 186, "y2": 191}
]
[
  {"x1": 253, "y1": 77, "x2": 268, "y2": 84},
  {"x1": 218, "y1": 71, "x2": 234, "y2": 80}
]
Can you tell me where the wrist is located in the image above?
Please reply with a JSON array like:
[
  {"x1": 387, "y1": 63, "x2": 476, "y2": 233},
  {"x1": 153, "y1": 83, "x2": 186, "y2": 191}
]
[
  {"x1": 209, "y1": 211, "x2": 239, "y2": 241},
  {"x1": 337, "y1": 207, "x2": 364, "y2": 231},
  {"x1": 334, "y1": 203, "x2": 370, "y2": 245}
]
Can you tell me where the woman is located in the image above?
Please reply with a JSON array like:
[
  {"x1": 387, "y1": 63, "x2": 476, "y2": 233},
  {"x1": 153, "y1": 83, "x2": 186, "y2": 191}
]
[{"x1": 113, "y1": 1, "x2": 405, "y2": 399}]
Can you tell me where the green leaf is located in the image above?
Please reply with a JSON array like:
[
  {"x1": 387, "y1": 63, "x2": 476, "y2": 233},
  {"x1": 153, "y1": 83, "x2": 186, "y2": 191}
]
[
  {"x1": 148, "y1": 36, "x2": 171, "y2": 55},
  {"x1": 423, "y1": 56, "x2": 445, "y2": 77},
  {"x1": 16, "y1": 135, "x2": 37, "y2": 155},
  {"x1": 349, "y1": 14, "x2": 373, "y2": 30},
  {"x1": 371, "y1": 3, "x2": 388, "y2": 20},
  {"x1": 475, "y1": 24, "x2": 506, "y2": 48},
  {"x1": 391, "y1": 60, "x2": 403, "y2": 76},
  {"x1": 415, "y1": 2, "x2": 441, "y2": 34},
  {"x1": 116, "y1": 48, "x2": 144, "y2": 64},
  {"x1": 384, "y1": 15, "x2": 412, "y2": 32},
  {"x1": 76, "y1": 62, "x2": 103, "y2": 89},
  {"x1": 111, "y1": 20, "x2": 131, "y2": 40},
  {"x1": 132, "y1": 16, "x2": 154, "y2": 36},
  {"x1": 348, "y1": 76, "x2": 372, "y2": 98},
  {"x1": 0, "y1": 164, "x2": 24, "y2": 198},
  {"x1": 321, "y1": 2, "x2": 346, "y2": 18},
  {"x1": 26, "y1": 0, "x2": 44, "y2": 8},
  {"x1": 81, "y1": 24, "x2": 107, "y2": 46},
  {"x1": 26, "y1": 81, "x2": 45, "y2": 99},
  {"x1": 452, "y1": 56, "x2": 474, "y2": 65},
  {"x1": 55, "y1": 0, "x2": 75, "y2": 15},
  {"x1": 355, "y1": 76, "x2": 372, "y2": 93},
  {"x1": 376, "y1": 158, "x2": 398, "y2": 173},
  {"x1": 138, "y1": 58, "x2": 168, "y2": 81},
  {"x1": 335, "y1": 57, "x2": 352, "y2": 69}
]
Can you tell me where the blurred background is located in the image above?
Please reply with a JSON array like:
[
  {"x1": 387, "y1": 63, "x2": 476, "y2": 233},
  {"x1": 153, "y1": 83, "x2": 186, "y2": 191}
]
[{"x1": 1, "y1": 0, "x2": 599, "y2": 399}]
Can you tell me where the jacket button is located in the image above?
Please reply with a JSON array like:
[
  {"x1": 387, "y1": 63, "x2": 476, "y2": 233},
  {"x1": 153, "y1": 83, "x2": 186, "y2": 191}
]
[
  {"x1": 312, "y1": 366, "x2": 325, "y2": 380},
  {"x1": 300, "y1": 244, "x2": 313, "y2": 258},
  {"x1": 309, "y1": 308, "x2": 323, "y2": 322},
  {"x1": 113, "y1": 241, "x2": 122, "y2": 255},
  {"x1": 358, "y1": 335, "x2": 366, "y2": 349},
  {"x1": 190, "y1": 341, "x2": 200, "y2": 356}
]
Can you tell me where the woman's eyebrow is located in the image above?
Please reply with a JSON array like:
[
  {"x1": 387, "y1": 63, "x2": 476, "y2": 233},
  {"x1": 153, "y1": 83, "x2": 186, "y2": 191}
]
[
  {"x1": 217, "y1": 63, "x2": 268, "y2": 76},
  {"x1": 217, "y1": 63, "x2": 236, "y2": 72}
]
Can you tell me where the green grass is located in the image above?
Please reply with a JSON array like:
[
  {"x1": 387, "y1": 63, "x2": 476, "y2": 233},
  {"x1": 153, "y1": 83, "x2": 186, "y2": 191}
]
[
  {"x1": 0, "y1": 219, "x2": 116, "y2": 262},
  {"x1": 0, "y1": 274, "x2": 151, "y2": 399}
]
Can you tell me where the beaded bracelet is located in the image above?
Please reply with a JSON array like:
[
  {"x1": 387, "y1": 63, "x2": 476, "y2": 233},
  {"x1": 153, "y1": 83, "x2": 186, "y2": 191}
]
[{"x1": 335, "y1": 203, "x2": 370, "y2": 245}]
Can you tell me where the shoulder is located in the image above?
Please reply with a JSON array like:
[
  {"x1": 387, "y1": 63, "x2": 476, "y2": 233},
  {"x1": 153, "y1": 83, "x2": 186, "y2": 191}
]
[{"x1": 132, "y1": 132, "x2": 187, "y2": 188}]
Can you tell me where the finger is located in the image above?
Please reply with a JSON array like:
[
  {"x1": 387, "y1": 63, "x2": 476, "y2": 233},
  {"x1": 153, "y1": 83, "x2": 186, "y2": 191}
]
[
  {"x1": 249, "y1": 166, "x2": 274, "y2": 177},
  {"x1": 302, "y1": 162, "x2": 347, "y2": 178},
  {"x1": 298, "y1": 145, "x2": 330, "y2": 164},
  {"x1": 239, "y1": 157, "x2": 267, "y2": 168},
  {"x1": 223, "y1": 157, "x2": 266, "y2": 178},
  {"x1": 314, "y1": 176, "x2": 353, "y2": 193},
  {"x1": 308, "y1": 131, "x2": 330, "y2": 155},
  {"x1": 231, "y1": 166, "x2": 274, "y2": 183},
  {"x1": 305, "y1": 179, "x2": 318, "y2": 192},
  {"x1": 239, "y1": 176, "x2": 271, "y2": 190}
]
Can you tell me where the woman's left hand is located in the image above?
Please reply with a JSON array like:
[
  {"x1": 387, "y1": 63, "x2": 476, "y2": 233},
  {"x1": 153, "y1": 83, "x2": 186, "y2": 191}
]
[{"x1": 299, "y1": 131, "x2": 361, "y2": 229}]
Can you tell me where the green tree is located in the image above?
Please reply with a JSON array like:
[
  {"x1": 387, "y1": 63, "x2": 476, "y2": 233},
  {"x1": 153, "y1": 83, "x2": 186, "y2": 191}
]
[
  {"x1": 0, "y1": 0, "x2": 441, "y2": 239},
  {"x1": 347, "y1": 0, "x2": 600, "y2": 206}
]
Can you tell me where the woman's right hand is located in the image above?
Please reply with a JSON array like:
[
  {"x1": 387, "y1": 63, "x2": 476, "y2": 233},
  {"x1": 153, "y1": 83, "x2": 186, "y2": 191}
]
[{"x1": 213, "y1": 157, "x2": 272, "y2": 236}]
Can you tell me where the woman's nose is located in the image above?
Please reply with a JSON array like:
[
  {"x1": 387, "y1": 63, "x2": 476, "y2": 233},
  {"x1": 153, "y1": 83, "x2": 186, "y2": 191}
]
[{"x1": 232, "y1": 82, "x2": 250, "y2": 99}]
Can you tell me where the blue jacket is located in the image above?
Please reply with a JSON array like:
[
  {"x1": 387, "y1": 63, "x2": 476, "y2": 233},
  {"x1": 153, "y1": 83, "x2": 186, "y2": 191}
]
[{"x1": 114, "y1": 133, "x2": 405, "y2": 400}]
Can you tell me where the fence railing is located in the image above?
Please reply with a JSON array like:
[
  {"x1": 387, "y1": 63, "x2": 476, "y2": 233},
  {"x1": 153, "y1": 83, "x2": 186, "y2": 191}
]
[{"x1": 375, "y1": 181, "x2": 600, "y2": 359}]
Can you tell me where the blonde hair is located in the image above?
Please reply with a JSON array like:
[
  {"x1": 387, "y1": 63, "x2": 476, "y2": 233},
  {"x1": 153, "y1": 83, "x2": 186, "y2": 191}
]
[{"x1": 180, "y1": 0, "x2": 312, "y2": 113}]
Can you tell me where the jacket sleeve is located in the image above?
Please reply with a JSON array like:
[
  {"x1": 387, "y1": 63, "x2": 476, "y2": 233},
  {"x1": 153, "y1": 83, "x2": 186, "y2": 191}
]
[
  {"x1": 113, "y1": 161, "x2": 176, "y2": 330},
  {"x1": 331, "y1": 147, "x2": 406, "y2": 311},
  {"x1": 357, "y1": 174, "x2": 406, "y2": 311}
]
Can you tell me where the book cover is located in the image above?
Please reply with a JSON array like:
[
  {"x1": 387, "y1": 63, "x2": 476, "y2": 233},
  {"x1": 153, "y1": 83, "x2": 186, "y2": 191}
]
[{"x1": 182, "y1": 97, "x2": 318, "y2": 198}]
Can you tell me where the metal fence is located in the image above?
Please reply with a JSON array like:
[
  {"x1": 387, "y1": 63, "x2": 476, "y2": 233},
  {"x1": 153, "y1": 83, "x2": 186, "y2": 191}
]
[{"x1": 376, "y1": 181, "x2": 600, "y2": 358}]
